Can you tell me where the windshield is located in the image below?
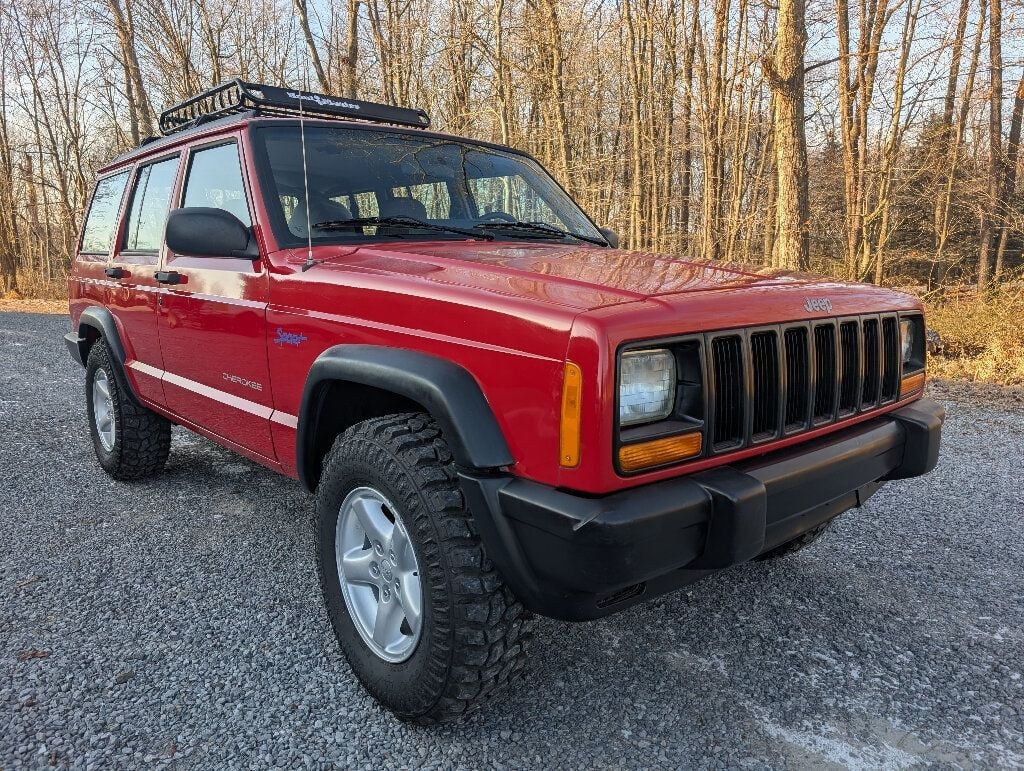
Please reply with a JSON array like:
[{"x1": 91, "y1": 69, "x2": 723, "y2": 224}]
[{"x1": 252, "y1": 125, "x2": 605, "y2": 246}]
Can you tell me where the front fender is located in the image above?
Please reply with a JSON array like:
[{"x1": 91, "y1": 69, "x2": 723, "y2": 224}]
[{"x1": 296, "y1": 345, "x2": 514, "y2": 491}]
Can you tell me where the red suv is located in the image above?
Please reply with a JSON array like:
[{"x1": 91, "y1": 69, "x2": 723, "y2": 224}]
[{"x1": 66, "y1": 80, "x2": 943, "y2": 723}]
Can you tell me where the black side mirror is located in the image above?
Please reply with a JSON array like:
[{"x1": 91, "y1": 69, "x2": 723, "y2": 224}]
[
  {"x1": 165, "y1": 207, "x2": 259, "y2": 259},
  {"x1": 599, "y1": 227, "x2": 619, "y2": 248}
]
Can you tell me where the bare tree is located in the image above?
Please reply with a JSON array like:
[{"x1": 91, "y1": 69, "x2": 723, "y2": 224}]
[{"x1": 766, "y1": 0, "x2": 810, "y2": 269}]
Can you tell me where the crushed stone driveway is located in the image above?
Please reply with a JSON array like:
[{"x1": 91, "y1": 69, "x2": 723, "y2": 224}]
[{"x1": 2, "y1": 311, "x2": 1023, "y2": 769}]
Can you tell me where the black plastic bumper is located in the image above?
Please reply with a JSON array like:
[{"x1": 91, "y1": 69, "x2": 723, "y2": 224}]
[{"x1": 461, "y1": 398, "x2": 944, "y2": 621}]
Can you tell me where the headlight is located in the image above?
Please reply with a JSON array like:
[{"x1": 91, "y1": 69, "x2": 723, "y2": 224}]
[
  {"x1": 900, "y1": 319, "x2": 915, "y2": 363},
  {"x1": 619, "y1": 349, "x2": 676, "y2": 426}
]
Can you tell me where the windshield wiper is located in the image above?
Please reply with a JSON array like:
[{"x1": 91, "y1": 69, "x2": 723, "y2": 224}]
[
  {"x1": 473, "y1": 221, "x2": 608, "y2": 246},
  {"x1": 312, "y1": 216, "x2": 494, "y2": 241}
]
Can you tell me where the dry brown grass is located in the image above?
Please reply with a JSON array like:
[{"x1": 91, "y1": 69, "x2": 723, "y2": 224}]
[
  {"x1": 0, "y1": 298, "x2": 68, "y2": 314},
  {"x1": 923, "y1": 278, "x2": 1024, "y2": 386}
]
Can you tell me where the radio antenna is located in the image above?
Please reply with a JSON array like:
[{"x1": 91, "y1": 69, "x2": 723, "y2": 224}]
[{"x1": 298, "y1": 65, "x2": 315, "y2": 271}]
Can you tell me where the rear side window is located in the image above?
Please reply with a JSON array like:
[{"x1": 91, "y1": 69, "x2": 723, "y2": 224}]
[
  {"x1": 80, "y1": 171, "x2": 130, "y2": 254},
  {"x1": 183, "y1": 142, "x2": 251, "y2": 226},
  {"x1": 123, "y1": 156, "x2": 180, "y2": 252}
]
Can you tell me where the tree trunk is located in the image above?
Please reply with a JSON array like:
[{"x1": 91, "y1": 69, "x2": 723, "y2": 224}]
[
  {"x1": 342, "y1": 0, "x2": 360, "y2": 98},
  {"x1": 769, "y1": 0, "x2": 810, "y2": 270},
  {"x1": 293, "y1": 0, "x2": 330, "y2": 92},
  {"x1": 933, "y1": 0, "x2": 969, "y2": 244},
  {"x1": 978, "y1": 0, "x2": 1002, "y2": 288},
  {"x1": 106, "y1": 0, "x2": 154, "y2": 136},
  {"x1": 936, "y1": 0, "x2": 986, "y2": 262},
  {"x1": 994, "y1": 73, "x2": 1024, "y2": 277}
]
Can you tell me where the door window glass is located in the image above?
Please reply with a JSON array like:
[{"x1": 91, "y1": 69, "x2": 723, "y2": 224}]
[
  {"x1": 183, "y1": 142, "x2": 251, "y2": 226},
  {"x1": 80, "y1": 171, "x2": 130, "y2": 254},
  {"x1": 123, "y1": 157, "x2": 180, "y2": 252}
]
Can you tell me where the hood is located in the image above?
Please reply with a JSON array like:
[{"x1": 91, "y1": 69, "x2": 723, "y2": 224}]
[{"x1": 293, "y1": 241, "x2": 830, "y2": 311}]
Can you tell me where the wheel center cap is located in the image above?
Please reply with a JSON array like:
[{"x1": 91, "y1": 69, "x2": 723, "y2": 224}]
[{"x1": 381, "y1": 560, "x2": 394, "y2": 582}]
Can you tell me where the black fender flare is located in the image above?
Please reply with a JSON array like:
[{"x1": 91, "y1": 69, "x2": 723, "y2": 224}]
[
  {"x1": 72, "y1": 306, "x2": 142, "y2": 404},
  {"x1": 76, "y1": 306, "x2": 127, "y2": 364},
  {"x1": 296, "y1": 345, "x2": 514, "y2": 491}
]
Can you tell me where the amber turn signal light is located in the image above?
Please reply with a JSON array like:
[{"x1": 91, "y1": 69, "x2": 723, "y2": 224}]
[
  {"x1": 559, "y1": 362, "x2": 583, "y2": 468},
  {"x1": 619, "y1": 432, "x2": 702, "y2": 472},
  {"x1": 900, "y1": 370, "x2": 925, "y2": 397}
]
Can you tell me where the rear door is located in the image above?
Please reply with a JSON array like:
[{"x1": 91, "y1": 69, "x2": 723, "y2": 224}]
[
  {"x1": 73, "y1": 170, "x2": 132, "y2": 316},
  {"x1": 156, "y1": 136, "x2": 275, "y2": 459},
  {"x1": 108, "y1": 153, "x2": 182, "y2": 404}
]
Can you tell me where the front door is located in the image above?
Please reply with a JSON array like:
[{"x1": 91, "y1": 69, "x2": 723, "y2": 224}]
[
  {"x1": 156, "y1": 137, "x2": 275, "y2": 460},
  {"x1": 109, "y1": 153, "x2": 182, "y2": 405}
]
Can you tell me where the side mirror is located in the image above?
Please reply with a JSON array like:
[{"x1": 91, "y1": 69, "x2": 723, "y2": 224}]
[
  {"x1": 599, "y1": 227, "x2": 619, "y2": 248},
  {"x1": 165, "y1": 207, "x2": 258, "y2": 259}
]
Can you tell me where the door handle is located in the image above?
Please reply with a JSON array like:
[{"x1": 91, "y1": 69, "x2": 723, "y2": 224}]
[
  {"x1": 155, "y1": 270, "x2": 182, "y2": 285},
  {"x1": 104, "y1": 267, "x2": 125, "y2": 279}
]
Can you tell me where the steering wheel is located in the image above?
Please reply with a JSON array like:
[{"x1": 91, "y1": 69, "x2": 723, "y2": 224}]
[{"x1": 478, "y1": 211, "x2": 517, "y2": 223}]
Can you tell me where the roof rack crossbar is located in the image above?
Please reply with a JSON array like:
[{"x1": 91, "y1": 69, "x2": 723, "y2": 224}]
[{"x1": 158, "y1": 80, "x2": 431, "y2": 136}]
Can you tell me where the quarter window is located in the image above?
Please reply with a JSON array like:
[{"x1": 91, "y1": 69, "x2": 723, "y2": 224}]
[
  {"x1": 80, "y1": 171, "x2": 130, "y2": 254},
  {"x1": 123, "y1": 157, "x2": 180, "y2": 252},
  {"x1": 183, "y1": 142, "x2": 251, "y2": 226}
]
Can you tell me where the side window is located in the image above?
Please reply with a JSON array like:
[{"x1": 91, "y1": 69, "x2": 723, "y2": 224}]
[
  {"x1": 80, "y1": 171, "x2": 130, "y2": 254},
  {"x1": 183, "y1": 142, "x2": 251, "y2": 226},
  {"x1": 123, "y1": 157, "x2": 180, "y2": 252}
]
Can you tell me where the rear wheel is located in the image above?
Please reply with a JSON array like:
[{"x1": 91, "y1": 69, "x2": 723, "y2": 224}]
[
  {"x1": 85, "y1": 340, "x2": 171, "y2": 480},
  {"x1": 314, "y1": 412, "x2": 531, "y2": 724}
]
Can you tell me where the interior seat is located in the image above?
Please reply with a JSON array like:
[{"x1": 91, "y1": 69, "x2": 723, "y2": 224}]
[
  {"x1": 379, "y1": 197, "x2": 428, "y2": 220},
  {"x1": 289, "y1": 198, "x2": 353, "y2": 237}
]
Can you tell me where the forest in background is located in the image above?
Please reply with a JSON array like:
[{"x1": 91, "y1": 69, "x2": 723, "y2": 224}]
[{"x1": 0, "y1": 0, "x2": 1023, "y2": 381}]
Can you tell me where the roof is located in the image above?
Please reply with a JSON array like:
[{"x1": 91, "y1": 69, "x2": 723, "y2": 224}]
[{"x1": 99, "y1": 113, "x2": 531, "y2": 175}]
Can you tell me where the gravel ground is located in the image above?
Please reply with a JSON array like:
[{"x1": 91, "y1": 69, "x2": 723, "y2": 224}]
[{"x1": 2, "y1": 311, "x2": 1023, "y2": 770}]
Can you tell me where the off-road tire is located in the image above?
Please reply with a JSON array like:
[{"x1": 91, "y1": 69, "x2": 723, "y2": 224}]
[
  {"x1": 755, "y1": 520, "x2": 832, "y2": 561},
  {"x1": 85, "y1": 340, "x2": 171, "y2": 480},
  {"x1": 314, "y1": 412, "x2": 532, "y2": 724}
]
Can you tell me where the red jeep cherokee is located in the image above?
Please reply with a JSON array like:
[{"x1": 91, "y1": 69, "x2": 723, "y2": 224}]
[{"x1": 66, "y1": 81, "x2": 943, "y2": 723}]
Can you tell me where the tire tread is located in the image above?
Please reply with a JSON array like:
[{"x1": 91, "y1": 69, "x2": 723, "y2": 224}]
[{"x1": 314, "y1": 412, "x2": 532, "y2": 725}]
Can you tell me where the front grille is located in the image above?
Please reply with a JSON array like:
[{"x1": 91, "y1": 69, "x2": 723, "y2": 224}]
[
  {"x1": 704, "y1": 314, "x2": 901, "y2": 455},
  {"x1": 750, "y1": 331, "x2": 780, "y2": 440},
  {"x1": 838, "y1": 321, "x2": 859, "y2": 414},
  {"x1": 783, "y1": 327, "x2": 809, "y2": 430},
  {"x1": 862, "y1": 318, "x2": 880, "y2": 406},
  {"x1": 812, "y1": 324, "x2": 837, "y2": 422},
  {"x1": 710, "y1": 335, "x2": 744, "y2": 448},
  {"x1": 881, "y1": 316, "x2": 900, "y2": 400}
]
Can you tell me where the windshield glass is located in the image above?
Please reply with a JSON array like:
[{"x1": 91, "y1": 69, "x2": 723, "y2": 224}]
[{"x1": 252, "y1": 125, "x2": 604, "y2": 246}]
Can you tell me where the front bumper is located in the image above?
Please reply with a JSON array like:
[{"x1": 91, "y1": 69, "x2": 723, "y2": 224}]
[{"x1": 461, "y1": 398, "x2": 944, "y2": 621}]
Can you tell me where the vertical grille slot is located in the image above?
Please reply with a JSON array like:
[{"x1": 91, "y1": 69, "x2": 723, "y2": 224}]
[
  {"x1": 838, "y1": 321, "x2": 859, "y2": 414},
  {"x1": 812, "y1": 324, "x2": 837, "y2": 422},
  {"x1": 881, "y1": 316, "x2": 899, "y2": 400},
  {"x1": 783, "y1": 327, "x2": 810, "y2": 430},
  {"x1": 862, "y1": 318, "x2": 880, "y2": 406},
  {"x1": 750, "y1": 331, "x2": 780, "y2": 440},
  {"x1": 711, "y1": 336, "x2": 745, "y2": 448}
]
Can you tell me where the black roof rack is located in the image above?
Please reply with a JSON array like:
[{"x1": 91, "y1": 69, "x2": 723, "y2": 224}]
[{"x1": 158, "y1": 80, "x2": 431, "y2": 136}]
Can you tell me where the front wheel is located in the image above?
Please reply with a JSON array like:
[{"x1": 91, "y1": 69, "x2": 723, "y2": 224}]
[{"x1": 314, "y1": 413, "x2": 531, "y2": 724}]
